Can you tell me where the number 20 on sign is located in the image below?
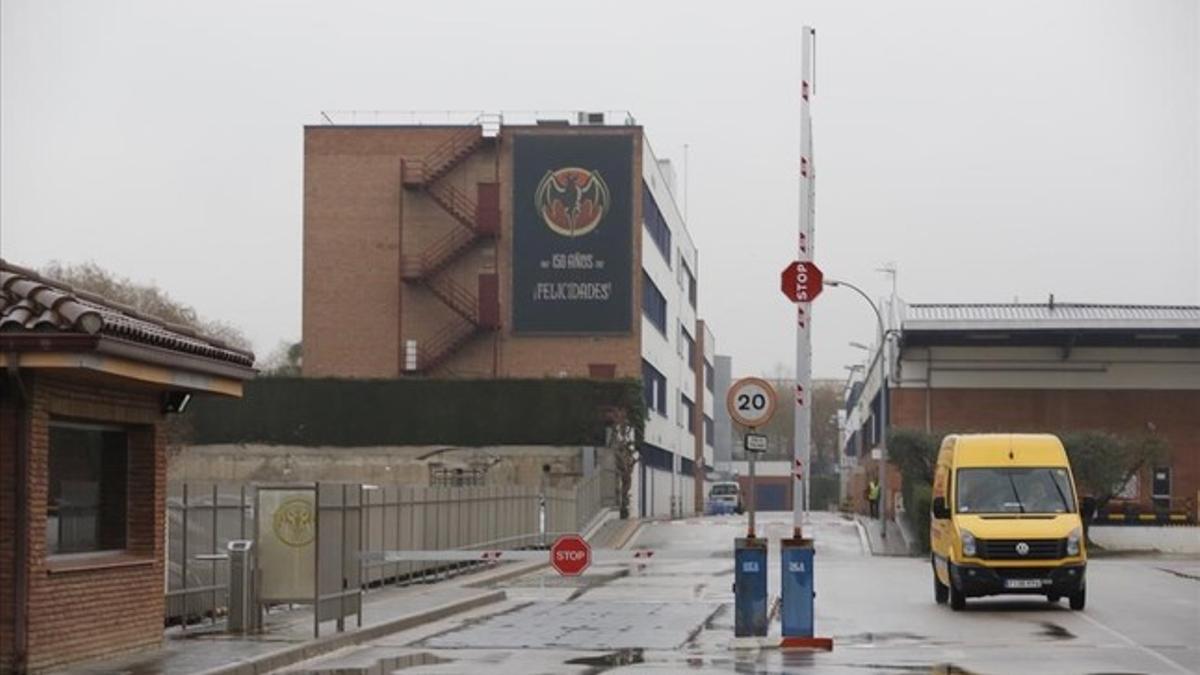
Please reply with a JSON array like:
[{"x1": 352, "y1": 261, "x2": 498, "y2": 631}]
[{"x1": 726, "y1": 377, "x2": 778, "y2": 428}]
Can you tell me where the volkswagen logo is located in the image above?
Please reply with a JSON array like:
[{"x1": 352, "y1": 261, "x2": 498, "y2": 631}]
[{"x1": 1015, "y1": 541, "x2": 1030, "y2": 556}]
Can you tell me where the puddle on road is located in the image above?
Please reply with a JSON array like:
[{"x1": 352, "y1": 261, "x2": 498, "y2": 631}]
[
  {"x1": 839, "y1": 631, "x2": 927, "y2": 647},
  {"x1": 1037, "y1": 621, "x2": 1075, "y2": 640},
  {"x1": 290, "y1": 652, "x2": 451, "y2": 674},
  {"x1": 566, "y1": 569, "x2": 631, "y2": 602},
  {"x1": 858, "y1": 663, "x2": 978, "y2": 674},
  {"x1": 565, "y1": 647, "x2": 645, "y2": 670}
]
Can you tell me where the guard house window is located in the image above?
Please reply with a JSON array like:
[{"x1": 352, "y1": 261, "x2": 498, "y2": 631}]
[
  {"x1": 681, "y1": 394, "x2": 695, "y2": 433},
  {"x1": 681, "y1": 325, "x2": 696, "y2": 371},
  {"x1": 703, "y1": 415, "x2": 715, "y2": 447},
  {"x1": 704, "y1": 360, "x2": 714, "y2": 392},
  {"x1": 643, "y1": 182, "x2": 671, "y2": 266},
  {"x1": 47, "y1": 422, "x2": 128, "y2": 555},
  {"x1": 642, "y1": 272, "x2": 667, "y2": 335},
  {"x1": 682, "y1": 259, "x2": 697, "y2": 308},
  {"x1": 642, "y1": 359, "x2": 668, "y2": 417}
]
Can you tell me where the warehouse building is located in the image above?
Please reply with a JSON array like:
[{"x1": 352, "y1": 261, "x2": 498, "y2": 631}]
[
  {"x1": 843, "y1": 300, "x2": 1200, "y2": 521},
  {"x1": 302, "y1": 111, "x2": 716, "y2": 518}
]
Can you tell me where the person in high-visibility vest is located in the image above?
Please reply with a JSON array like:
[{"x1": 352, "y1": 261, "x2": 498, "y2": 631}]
[{"x1": 867, "y1": 478, "x2": 881, "y2": 518}]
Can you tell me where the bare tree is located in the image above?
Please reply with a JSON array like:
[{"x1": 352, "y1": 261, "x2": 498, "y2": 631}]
[
  {"x1": 41, "y1": 260, "x2": 252, "y2": 351},
  {"x1": 259, "y1": 341, "x2": 303, "y2": 376}
]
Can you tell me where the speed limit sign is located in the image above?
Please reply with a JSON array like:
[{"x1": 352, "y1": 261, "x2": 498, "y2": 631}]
[{"x1": 726, "y1": 377, "x2": 777, "y2": 428}]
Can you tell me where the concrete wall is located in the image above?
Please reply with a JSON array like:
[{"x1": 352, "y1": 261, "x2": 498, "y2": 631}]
[
  {"x1": 714, "y1": 355, "x2": 733, "y2": 472},
  {"x1": 171, "y1": 444, "x2": 587, "y2": 490},
  {"x1": 1089, "y1": 526, "x2": 1200, "y2": 554}
]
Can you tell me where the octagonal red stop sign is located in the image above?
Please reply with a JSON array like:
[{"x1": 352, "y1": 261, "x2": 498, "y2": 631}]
[
  {"x1": 781, "y1": 261, "x2": 824, "y2": 303},
  {"x1": 550, "y1": 534, "x2": 591, "y2": 576}
]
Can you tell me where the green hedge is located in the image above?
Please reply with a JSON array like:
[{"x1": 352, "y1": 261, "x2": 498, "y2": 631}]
[
  {"x1": 810, "y1": 474, "x2": 840, "y2": 511},
  {"x1": 187, "y1": 377, "x2": 645, "y2": 447}
]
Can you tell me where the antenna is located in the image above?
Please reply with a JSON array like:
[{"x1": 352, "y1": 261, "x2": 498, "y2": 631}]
[
  {"x1": 875, "y1": 262, "x2": 898, "y2": 298},
  {"x1": 683, "y1": 143, "x2": 690, "y2": 221}
]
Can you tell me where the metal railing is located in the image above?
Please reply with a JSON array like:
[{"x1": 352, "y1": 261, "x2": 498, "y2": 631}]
[
  {"x1": 166, "y1": 474, "x2": 617, "y2": 625},
  {"x1": 426, "y1": 275, "x2": 479, "y2": 324},
  {"x1": 166, "y1": 483, "x2": 252, "y2": 628},
  {"x1": 319, "y1": 109, "x2": 635, "y2": 128},
  {"x1": 400, "y1": 226, "x2": 479, "y2": 279},
  {"x1": 427, "y1": 182, "x2": 478, "y2": 229}
]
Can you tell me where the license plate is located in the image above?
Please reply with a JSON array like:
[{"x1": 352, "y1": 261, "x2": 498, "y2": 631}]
[{"x1": 1004, "y1": 579, "x2": 1044, "y2": 589}]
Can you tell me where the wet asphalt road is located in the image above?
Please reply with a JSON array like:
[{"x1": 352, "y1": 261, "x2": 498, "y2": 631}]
[{"x1": 284, "y1": 512, "x2": 1199, "y2": 674}]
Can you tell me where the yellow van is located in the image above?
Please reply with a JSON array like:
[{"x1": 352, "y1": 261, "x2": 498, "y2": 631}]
[{"x1": 930, "y1": 434, "x2": 1091, "y2": 611}]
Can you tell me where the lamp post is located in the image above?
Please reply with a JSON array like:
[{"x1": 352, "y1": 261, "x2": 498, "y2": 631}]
[{"x1": 826, "y1": 279, "x2": 889, "y2": 537}]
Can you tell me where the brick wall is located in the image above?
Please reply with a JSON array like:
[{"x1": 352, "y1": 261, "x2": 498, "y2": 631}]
[
  {"x1": 891, "y1": 388, "x2": 1200, "y2": 513},
  {"x1": 0, "y1": 381, "x2": 18, "y2": 673},
  {"x1": 302, "y1": 125, "x2": 643, "y2": 381},
  {"x1": 0, "y1": 372, "x2": 166, "y2": 672}
]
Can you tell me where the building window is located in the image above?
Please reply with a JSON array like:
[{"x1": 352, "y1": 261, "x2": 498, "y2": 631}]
[
  {"x1": 47, "y1": 422, "x2": 128, "y2": 555},
  {"x1": 642, "y1": 360, "x2": 668, "y2": 417},
  {"x1": 681, "y1": 394, "x2": 695, "y2": 433},
  {"x1": 704, "y1": 414, "x2": 715, "y2": 447},
  {"x1": 680, "y1": 325, "x2": 696, "y2": 371},
  {"x1": 682, "y1": 259, "x2": 697, "y2": 308},
  {"x1": 642, "y1": 272, "x2": 667, "y2": 335},
  {"x1": 643, "y1": 183, "x2": 671, "y2": 266},
  {"x1": 704, "y1": 360, "x2": 714, "y2": 392}
]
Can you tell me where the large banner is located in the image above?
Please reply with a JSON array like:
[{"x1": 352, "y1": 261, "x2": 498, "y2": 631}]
[{"x1": 512, "y1": 134, "x2": 633, "y2": 333}]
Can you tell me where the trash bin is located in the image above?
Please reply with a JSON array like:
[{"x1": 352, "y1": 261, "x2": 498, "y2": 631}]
[{"x1": 227, "y1": 540, "x2": 256, "y2": 634}]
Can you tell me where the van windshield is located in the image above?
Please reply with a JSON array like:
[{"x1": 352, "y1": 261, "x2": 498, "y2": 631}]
[
  {"x1": 710, "y1": 484, "x2": 739, "y2": 496},
  {"x1": 955, "y1": 467, "x2": 1075, "y2": 514}
]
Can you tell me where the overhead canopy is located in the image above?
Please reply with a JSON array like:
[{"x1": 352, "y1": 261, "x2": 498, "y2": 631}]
[{"x1": 901, "y1": 302, "x2": 1200, "y2": 348}]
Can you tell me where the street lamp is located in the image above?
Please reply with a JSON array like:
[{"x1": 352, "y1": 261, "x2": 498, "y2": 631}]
[{"x1": 826, "y1": 278, "x2": 890, "y2": 536}]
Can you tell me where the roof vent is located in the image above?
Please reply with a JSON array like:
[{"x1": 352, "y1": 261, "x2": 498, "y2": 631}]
[{"x1": 1048, "y1": 293, "x2": 1056, "y2": 311}]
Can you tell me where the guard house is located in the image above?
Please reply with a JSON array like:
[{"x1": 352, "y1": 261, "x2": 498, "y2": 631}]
[
  {"x1": 843, "y1": 300, "x2": 1200, "y2": 520},
  {"x1": 0, "y1": 260, "x2": 255, "y2": 672}
]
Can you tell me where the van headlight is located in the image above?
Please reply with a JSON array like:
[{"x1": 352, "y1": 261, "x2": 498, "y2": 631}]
[
  {"x1": 1067, "y1": 528, "x2": 1082, "y2": 556},
  {"x1": 960, "y1": 529, "x2": 977, "y2": 557}
]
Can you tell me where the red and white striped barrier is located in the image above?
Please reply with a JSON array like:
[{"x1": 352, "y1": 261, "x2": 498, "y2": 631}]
[{"x1": 361, "y1": 548, "x2": 706, "y2": 564}]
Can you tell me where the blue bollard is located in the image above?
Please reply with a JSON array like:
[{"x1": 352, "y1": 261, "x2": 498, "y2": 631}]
[
  {"x1": 734, "y1": 537, "x2": 768, "y2": 637},
  {"x1": 780, "y1": 538, "x2": 815, "y2": 637}
]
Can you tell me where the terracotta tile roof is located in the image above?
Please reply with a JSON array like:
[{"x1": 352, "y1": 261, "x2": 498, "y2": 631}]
[{"x1": 0, "y1": 259, "x2": 255, "y2": 367}]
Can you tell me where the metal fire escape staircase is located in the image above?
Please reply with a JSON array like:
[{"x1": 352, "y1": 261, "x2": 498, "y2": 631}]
[{"x1": 400, "y1": 118, "x2": 501, "y2": 373}]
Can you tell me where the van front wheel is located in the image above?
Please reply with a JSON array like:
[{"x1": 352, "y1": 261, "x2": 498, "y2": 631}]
[
  {"x1": 948, "y1": 564, "x2": 966, "y2": 611},
  {"x1": 932, "y1": 560, "x2": 948, "y2": 605},
  {"x1": 1068, "y1": 587, "x2": 1086, "y2": 611}
]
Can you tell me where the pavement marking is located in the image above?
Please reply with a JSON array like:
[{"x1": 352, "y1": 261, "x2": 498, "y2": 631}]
[
  {"x1": 851, "y1": 517, "x2": 870, "y2": 555},
  {"x1": 1074, "y1": 611, "x2": 1193, "y2": 674}
]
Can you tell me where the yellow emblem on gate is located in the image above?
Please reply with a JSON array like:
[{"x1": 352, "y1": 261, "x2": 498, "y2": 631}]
[{"x1": 272, "y1": 497, "x2": 315, "y2": 547}]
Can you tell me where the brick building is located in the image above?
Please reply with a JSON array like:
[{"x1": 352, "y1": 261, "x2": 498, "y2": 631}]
[
  {"x1": 843, "y1": 301, "x2": 1200, "y2": 522},
  {"x1": 0, "y1": 260, "x2": 254, "y2": 672},
  {"x1": 302, "y1": 111, "x2": 717, "y2": 518}
]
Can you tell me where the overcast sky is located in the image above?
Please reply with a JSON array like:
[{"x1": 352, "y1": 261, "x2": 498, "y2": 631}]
[{"x1": 2, "y1": 0, "x2": 1197, "y2": 379}]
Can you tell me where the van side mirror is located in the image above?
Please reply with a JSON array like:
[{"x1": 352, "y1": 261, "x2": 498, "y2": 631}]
[
  {"x1": 931, "y1": 496, "x2": 950, "y2": 520},
  {"x1": 1081, "y1": 496, "x2": 1096, "y2": 521}
]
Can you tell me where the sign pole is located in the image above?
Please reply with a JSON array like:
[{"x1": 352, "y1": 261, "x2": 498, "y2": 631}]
[
  {"x1": 748, "y1": 427, "x2": 757, "y2": 539},
  {"x1": 727, "y1": 377, "x2": 777, "y2": 639}
]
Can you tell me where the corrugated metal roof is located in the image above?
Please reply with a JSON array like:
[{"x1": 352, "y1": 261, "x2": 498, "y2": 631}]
[
  {"x1": 904, "y1": 303, "x2": 1200, "y2": 331},
  {"x1": 0, "y1": 259, "x2": 255, "y2": 367}
]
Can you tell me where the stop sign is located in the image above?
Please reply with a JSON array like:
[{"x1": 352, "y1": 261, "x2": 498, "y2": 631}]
[
  {"x1": 550, "y1": 534, "x2": 591, "y2": 576},
  {"x1": 780, "y1": 261, "x2": 824, "y2": 302}
]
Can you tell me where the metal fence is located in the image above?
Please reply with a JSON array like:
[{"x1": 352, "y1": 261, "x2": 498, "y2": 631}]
[{"x1": 165, "y1": 469, "x2": 617, "y2": 626}]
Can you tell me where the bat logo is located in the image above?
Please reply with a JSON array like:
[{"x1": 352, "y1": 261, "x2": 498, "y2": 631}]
[{"x1": 534, "y1": 167, "x2": 610, "y2": 237}]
